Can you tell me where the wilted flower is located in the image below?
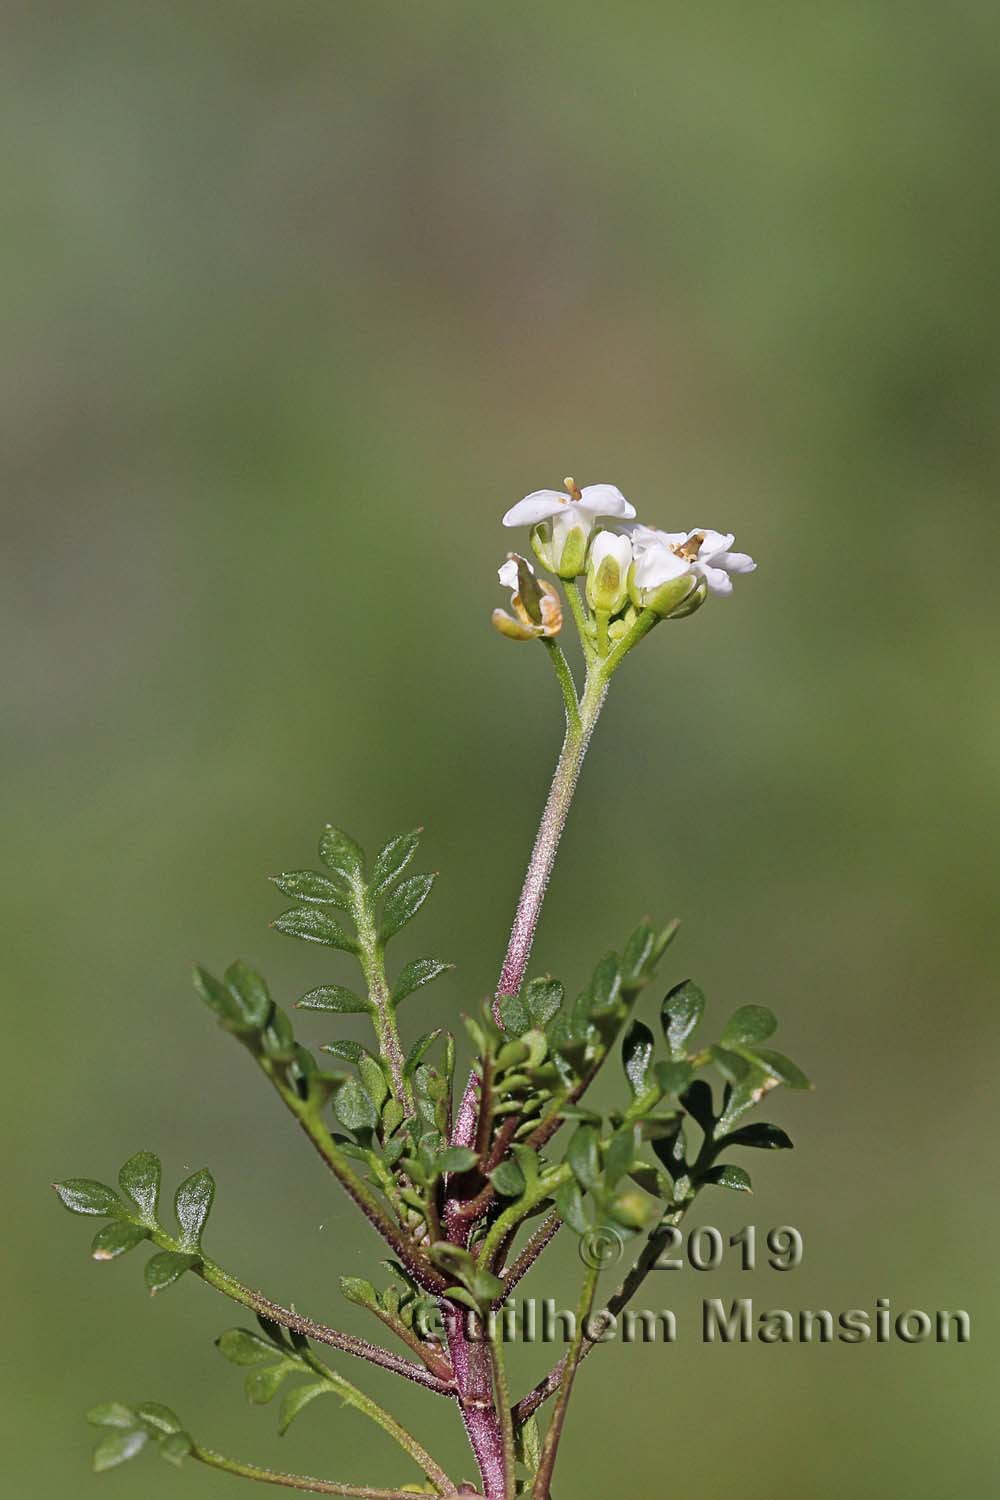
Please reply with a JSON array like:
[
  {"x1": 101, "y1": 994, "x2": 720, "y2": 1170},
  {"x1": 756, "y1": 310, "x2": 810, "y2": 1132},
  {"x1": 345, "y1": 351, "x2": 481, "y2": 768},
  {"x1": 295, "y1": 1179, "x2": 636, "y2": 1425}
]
[
  {"x1": 492, "y1": 554, "x2": 563, "y2": 641},
  {"x1": 503, "y1": 478, "x2": 636, "y2": 579}
]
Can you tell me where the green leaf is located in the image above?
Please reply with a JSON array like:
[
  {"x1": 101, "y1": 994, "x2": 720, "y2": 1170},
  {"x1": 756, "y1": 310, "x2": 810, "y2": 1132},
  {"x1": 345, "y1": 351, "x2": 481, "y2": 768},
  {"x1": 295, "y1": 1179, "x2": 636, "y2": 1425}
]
[
  {"x1": 652, "y1": 918, "x2": 682, "y2": 963},
  {"x1": 525, "y1": 976, "x2": 564, "y2": 1027},
  {"x1": 193, "y1": 965, "x2": 245, "y2": 1028},
  {"x1": 719, "y1": 1121, "x2": 793, "y2": 1151},
  {"x1": 262, "y1": 1005, "x2": 297, "y2": 1061},
  {"x1": 160, "y1": 1432, "x2": 193, "y2": 1466},
  {"x1": 93, "y1": 1429, "x2": 148, "y2": 1471},
  {"x1": 245, "y1": 1362, "x2": 294, "y2": 1405},
  {"x1": 381, "y1": 873, "x2": 436, "y2": 940},
  {"x1": 136, "y1": 1402, "x2": 184, "y2": 1435},
  {"x1": 622, "y1": 922, "x2": 655, "y2": 984},
  {"x1": 174, "y1": 1168, "x2": 215, "y2": 1249},
  {"x1": 404, "y1": 1030, "x2": 445, "y2": 1078},
  {"x1": 680, "y1": 1079, "x2": 716, "y2": 1134},
  {"x1": 321, "y1": 1039, "x2": 367, "y2": 1063},
  {"x1": 91, "y1": 1221, "x2": 150, "y2": 1260},
  {"x1": 223, "y1": 961, "x2": 272, "y2": 1029},
  {"x1": 358, "y1": 1055, "x2": 389, "y2": 1111},
  {"x1": 622, "y1": 1019, "x2": 655, "y2": 1095},
  {"x1": 145, "y1": 1250, "x2": 199, "y2": 1294},
  {"x1": 339, "y1": 1277, "x2": 379, "y2": 1309},
  {"x1": 651, "y1": 1121, "x2": 687, "y2": 1181},
  {"x1": 272, "y1": 907, "x2": 357, "y2": 953},
  {"x1": 555, "y1": 1180, "x2": 589, "y2": 1235},
  {"x1": 709, "y1": 1045, "x2": 752, "y2": 1084},
  {"x1": 435, "y1": 1146, "x2": 479, "y2": 1176},
  {"x1": 566, "y1": 1124, "x2": 600, "y2": 1191},
  {"x1": 318, "y1": 826, "x2": 365, "y2": 885},
  {"x1": 87, "y1": 1402, "x2": 137, "y2": 1429},
  {"x1": 216, "y1": 1328, "x2": 279, "y2": 1365},
  {"x1": 744, "y1": 1048, "x2": 811, "y2": 1090},
  {"x1": 272, "y1": 870, "x2": 349, "y2": 906},
  {"x1": 278, "y1": 1381, "x2": 331, "y2": 1436},
  {"x1": 333, "y1": 1077, "x2": 379, "y2": 1133},
  {"x1": 590, "y1": 952, "x2": 622, "y2": 1012},
  {"x1": 490, "y1": 1159, "x2": 526, "y2": 1197},
  {"x1": 703, "y1": 1163, "x2": 753, "y2": 1193},
  {"x1": 296, "y1": 984, "x2": 371, "y2": 1015},
  {"x1": 119, "y1": 1151, "x2": 161, "y2": 1224},
  {"x1": 498, "y1": 994, "x2": 530, "y2": 1036},
  {"x1": 53, "y1": 1179, "x2": 121, "y2": 1217},
  {"x1": 653, "y1": 1060, "x2": 695, "y2": 1098},
  {"x1": 371, "y1": 829, "x2": 422, "y2": 896},
  {"x1": 721, "y1": 1005, "x2": 777, "y2": 1047},
  {"x1": 392, "y1": 957, "x2": 453, "y2": 1006},
  {"x1": 604, "y1": 1125, "x2": 638, "y2": 1188},
  {"x1": 660, "y1": 980, "x2": 705, "y2": 1058}
]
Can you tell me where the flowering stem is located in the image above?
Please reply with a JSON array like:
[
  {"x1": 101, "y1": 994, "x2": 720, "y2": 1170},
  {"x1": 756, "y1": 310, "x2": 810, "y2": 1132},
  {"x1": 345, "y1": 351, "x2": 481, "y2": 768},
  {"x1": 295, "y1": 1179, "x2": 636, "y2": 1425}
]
[
  {"x1": 540, "y1": 638, "x2": 580, "y2": 733},
  {"x1": 494, "y1": 675, "x2": 608, "y2": 1010}
]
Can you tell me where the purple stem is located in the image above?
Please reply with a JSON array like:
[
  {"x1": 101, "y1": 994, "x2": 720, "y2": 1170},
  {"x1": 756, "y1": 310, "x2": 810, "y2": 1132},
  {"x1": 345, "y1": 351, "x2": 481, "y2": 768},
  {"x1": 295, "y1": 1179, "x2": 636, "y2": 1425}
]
[{"x1": 444, "y1": 1306, "x2": 510, "y2": 1500}]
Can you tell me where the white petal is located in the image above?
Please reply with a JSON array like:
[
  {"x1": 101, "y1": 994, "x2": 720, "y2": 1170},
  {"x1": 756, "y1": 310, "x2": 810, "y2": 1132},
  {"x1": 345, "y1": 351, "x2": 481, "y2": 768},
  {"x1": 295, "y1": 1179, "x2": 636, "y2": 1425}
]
[
  {"x1": 497, "y1": 559, "x2": 521, "y2": 591},
  {"x1": 699, "y1": 564, "x2": 734, "y2": 596},
  {"x1": 716, "y1": 550, "x2": 756, "y2": 575},
  {"x1": 551, "y1": 509, "x2": 594, "y2": 547},
  {"x1": 634, "y1": 545, "x2": 691, "y2": 589},
  {"x1": 692, "y1": 529, "x2": 735, "y2": 557},
  {"x1": 502, "y1": 490, "x2": 569, "y2": 527},
  {"x1": 590, "y1": 530, "x2": 633, "y2": 571},
  {"x1": 578, "y1": 484, "x2": 636, "y2": 520}
]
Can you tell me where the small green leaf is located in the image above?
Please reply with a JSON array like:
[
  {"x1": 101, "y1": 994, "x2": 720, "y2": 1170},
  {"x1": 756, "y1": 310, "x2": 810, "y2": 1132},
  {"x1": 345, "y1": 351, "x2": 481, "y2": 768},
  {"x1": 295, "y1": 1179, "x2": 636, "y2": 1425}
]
[
  {"x1": 371, "y1": 829, "x2": 422, "y2": 896},
  {"x1": 245, "y1": 1362, "x2": 294, "y2": 1405},
  {"x1": 525, "y1": 976, "x2": 564, "y2": 1027},
  {"x1": 590, "y1": 952, "x2": 622, "y2": 1012},
  {"x1": 320, "y1": 1039, "x2": 367, "y2": 1063},
  {"x1": 721, "y1": 1005, "x2": 778, "y2": 1048},
  {"x1": 91, "y1": 1221, "x2": 149, "y2": 1260},
  {"x1": 160, "y1": 1432, "x2": 193, "y2": 1466},
  {"x1": 358, "y1": 1055, "x2": 389, "y2": 1111},
  {"x1": 216, "y1": 1328, "x2": 279, "y2": 1365},
  {"x1": 703, "y1": 1163, "x2": 753, "y2": 1193},
  {"x1": 566, "y1": 1124, "x2": 600, "y2": 1191},
  {"x1": 318, "y1": 826, "x2": 365, "y2": 885},
  {"x1": 709, "y1": 1045, "x2": 752, "y2": 1084},
  {"x1": 382, "y1": 1097, "x2": 405, "y2": 1137},
  {"x1": 435, "y1": 1146, "x2": 479, "y2": 1176},
  {"x1": 555, "y1": 1180, "x2": 589, "y2": 1235},
  {"x1": 272, "y1": 870, "x2": 349, "y2": 906},
  {"x1": 272, "y1": 907, "x2": 357, "y2": 953},
  {"x1": 119, "y1": 1151, "x2": 161, "y2": 1224},
  {"x1": 223, "y1": 961, "x2": 272, "y2": 1029},
  {"x1": 653, "y1": 1060, "x2": 695, "y2": 1098},
  {"x1": 680, "y1": 1079, "x2": 716, "y2": 1134},
  {"x1": 333, "y1": 1077, "x2": 379, "y2": 1133},
  {"x1": 661, "y1": 980, "x2": 705, "y2": 1058},
  {"x1": 404, "y1": 1030, "x2": 445, "y2": 1078},
  {"x1": 193, "y1": 965, "x2": 245, "y2": 1027},
  {"x1": 622, "y1": 1019, "x2": 655, "y2": 1095},
  {"x1": 498, "y1": 994, "x2": 530, "y2": 1036},
  {"x1": 392, "y1": 957, "x2": 453, "y2": 1006},
  {"x1": 145, "y1": 1250, "x2": 199, "y2": 1294},
  {"x1": 490, "y1": 1160, "x2": 526, "y2": 1198},
  {"x1": 87, "y1": 1403, "x2": 137, "y2": 1429},
  {"x1": 174, "y1": 1168, "x2": 215, "y2": 1249},
  {"x1": 622, "y1": 922, "x2": 655, "y2": 984},
  {"x1": 53, "y1": 1179, "x2": 121, "y2": 1218},
  {"x1": 279, "y1": 1381, "x2": 331, "y2": 1436},
  {"x1": 381, "y1": 873, "x2": 436, "y2": 940},
  {"x1": 604, "y1": 1125, "x2": 639, "y2": 1188},
  {"x1": 262, "y1": 1005, "x2": 297, "y2": 1061},
  {"x1": 296, "y1": 984, "x2": 371, "y2": 1015},
  {"x1": 136, "y1": 1402, "x2": 184, "y2": 1435},
  {"x1": 745, "y1": 1048, "x2": 811, "y2": 1090},
  {"x1": 339, "y1": 1277, "x2": 379, "y2": 1309},
  {"x1": 719, "y1": 1121, "x2": 793, "y2": 1150},
  {"x1": 93, "y1": 1429, "x2": 148, "y2": 1471}
]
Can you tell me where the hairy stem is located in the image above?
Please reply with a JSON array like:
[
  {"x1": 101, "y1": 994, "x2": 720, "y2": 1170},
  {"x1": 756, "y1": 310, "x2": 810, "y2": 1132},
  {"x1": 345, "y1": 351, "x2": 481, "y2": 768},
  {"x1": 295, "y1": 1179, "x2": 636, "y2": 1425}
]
[
  {"x1": 540, "y1": 638, "x2": 580, "y2": 733},
  {"x1": 353, "y1": 882, "x2": 410, "y2": 1107},
  {"x1": 487, "y1": 1326, "x2": 517, "y2": 1499},
  {"x1": 444, "y1": 1305, "x2": 508, "y2": 1500}
]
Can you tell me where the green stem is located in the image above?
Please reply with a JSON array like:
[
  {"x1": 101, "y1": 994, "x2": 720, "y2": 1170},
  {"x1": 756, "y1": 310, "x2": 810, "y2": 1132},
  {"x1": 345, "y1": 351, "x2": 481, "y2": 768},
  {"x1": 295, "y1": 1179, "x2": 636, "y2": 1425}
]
[
  {"x1": 597, "y1": 607, "x2": 658, "y2": 680},
  {"x1": 191, "y1": 1446, "x2": 469, "y2": 1497},
  {"x1": 353, "y1": 885, "x2": 409, "y2": 1107},
  {"x1": 562, "y1": 580, "x2": 597, "y2": 665},
  {"x1": 530, "y1": 1263, "x2": 599, "y2": 1498},
  {"x1": 476, "y1": 1166, "x2": 571, "y2": 1270},
  {"x1": 486, "y1": 1326, "x2": 517, "y2": 1499},
  {"x1": 540, "y1": 638, "x2": 580, "y2": 733},
  {"x1": 298, "y1": 1347, "x2": 456, "y2": 1494}
]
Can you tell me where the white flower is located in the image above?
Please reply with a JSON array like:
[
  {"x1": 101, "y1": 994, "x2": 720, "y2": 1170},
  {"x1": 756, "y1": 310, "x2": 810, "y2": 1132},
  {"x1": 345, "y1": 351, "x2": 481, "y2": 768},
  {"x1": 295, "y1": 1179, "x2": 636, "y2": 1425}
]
[
  {"x1": 631, "y1": 526, "x2": 756, "y2": 598},
  {"x1": 492, "y1": 553, "x2": 562, "y2": 641},
  {"x1": 503, "y1": 481, "x2": 636, "y2": 551},
  {"x1": 497, "y1": 556, "x2": 529, "y2": 592}
]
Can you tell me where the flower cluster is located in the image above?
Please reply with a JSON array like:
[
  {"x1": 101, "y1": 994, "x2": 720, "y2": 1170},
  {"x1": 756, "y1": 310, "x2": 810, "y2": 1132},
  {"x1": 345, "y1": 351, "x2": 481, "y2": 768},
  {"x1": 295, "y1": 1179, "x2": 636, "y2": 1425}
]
[{"x1": 494, "y1": 478, "x2": 755, "y2": 645}]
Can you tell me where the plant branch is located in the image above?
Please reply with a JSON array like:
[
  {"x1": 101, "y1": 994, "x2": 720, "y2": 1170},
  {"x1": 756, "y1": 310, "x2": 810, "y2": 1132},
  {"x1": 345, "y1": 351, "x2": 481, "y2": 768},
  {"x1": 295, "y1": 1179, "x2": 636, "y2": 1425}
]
[
  {"x1": 498, "y1": 1212, "x2": 562, "y2": 1295},
  {"x1": 486, "y1": 1325, "x2": 517, "y2": 1499},
  {"x1": 192, "y1": 1445, "x2": 474, "y2": 1497},
  {"x1": 540, "y1": 638, "x2": 580, "y2": 733},
  {"x1": 529, "y1": 1262, "x2": 599, "y2": 1498}
]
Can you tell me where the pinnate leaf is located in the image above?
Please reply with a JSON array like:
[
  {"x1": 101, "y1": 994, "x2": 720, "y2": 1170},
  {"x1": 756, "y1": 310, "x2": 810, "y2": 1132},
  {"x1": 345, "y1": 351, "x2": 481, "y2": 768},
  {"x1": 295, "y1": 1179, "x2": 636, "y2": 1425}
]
[
  {"x1": 272, "y1": 907, "x2": 357, "y2": 953},
  {"x1": 278, "y1": 1381, "x2": 330, "y2": 1435},
  {"x1": 393, "y1": 957, "x2": 453, "y2": 1005},
  {"x1": 145, "y1": 1250, "x2": 199, "y2": 1294},
  {"x1": 174, "y1": 1168, "x2": 215, "y2": 1249},
  {"x1": 272, "y1": 870, "x2": 348, "y2": 906},
  {"x1": 216, "y1": 1328, "x2": 280, "y2": 1365},
  {"x1": 119, "y1": 1151, "x2": 161, "y2": 1224},
  {"x1": 370, "y1": 829, "x2": 422, "y2": 896},
  {"x1": 53, "y1": 1179, "x2": 122, "y2": 1217},
  {"x1": 92, "y1": 1221, "x2": 150, "y2": 1260},
  {"x1": 318, "y1": 826, "x2": 365, "y2": 884},
  {"x1": 296, "y1": 984, "x2": 370, "y2": 1015}
]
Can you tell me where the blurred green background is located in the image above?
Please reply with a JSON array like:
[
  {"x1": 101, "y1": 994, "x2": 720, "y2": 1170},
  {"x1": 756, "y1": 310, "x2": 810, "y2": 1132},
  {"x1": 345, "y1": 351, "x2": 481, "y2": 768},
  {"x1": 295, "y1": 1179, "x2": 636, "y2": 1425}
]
[{"x1": 4, "y1": 1, "x2": 998, "y2": 1495}]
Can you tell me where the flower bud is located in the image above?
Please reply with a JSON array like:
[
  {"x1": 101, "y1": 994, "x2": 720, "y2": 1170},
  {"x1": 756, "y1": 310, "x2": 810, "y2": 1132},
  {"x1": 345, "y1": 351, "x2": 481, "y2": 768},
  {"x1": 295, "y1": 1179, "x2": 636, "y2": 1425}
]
[
  {"x1": 586, "y1": 532, "x2": 632, "y2": 616},
  {"x1": 530, "y1": 520, "x2": 588, "y2": 580},
  {"x1": 628, "y1": 568, "x2": 698, "y2": 619}
]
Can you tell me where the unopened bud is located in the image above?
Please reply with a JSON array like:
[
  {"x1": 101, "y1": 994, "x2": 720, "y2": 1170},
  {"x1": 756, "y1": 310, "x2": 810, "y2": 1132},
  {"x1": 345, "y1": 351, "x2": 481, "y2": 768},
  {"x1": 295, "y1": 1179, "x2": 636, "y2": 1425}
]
[{"x1": 586, "y1": 532, "x2": 632, "y2": 615}]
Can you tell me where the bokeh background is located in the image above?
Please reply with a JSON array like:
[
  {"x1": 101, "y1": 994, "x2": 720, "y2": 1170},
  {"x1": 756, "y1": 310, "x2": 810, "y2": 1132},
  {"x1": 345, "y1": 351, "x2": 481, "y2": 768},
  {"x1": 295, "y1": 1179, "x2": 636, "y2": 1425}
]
[{"x1": 4, "y1": 2, "x2": 998, "y2": 1496}]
